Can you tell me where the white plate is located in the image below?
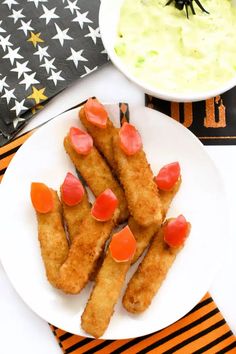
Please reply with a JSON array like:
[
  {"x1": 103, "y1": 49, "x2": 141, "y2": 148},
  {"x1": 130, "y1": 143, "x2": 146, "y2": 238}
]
[{"x1": 0, "y1": 104, "x2": 227, "y2": 339}]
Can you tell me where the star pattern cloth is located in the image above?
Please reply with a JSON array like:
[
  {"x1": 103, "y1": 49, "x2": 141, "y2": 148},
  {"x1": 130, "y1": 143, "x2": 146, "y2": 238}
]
[{"x1": 0, "y1": 0, "x2": 108, "y2": 146}]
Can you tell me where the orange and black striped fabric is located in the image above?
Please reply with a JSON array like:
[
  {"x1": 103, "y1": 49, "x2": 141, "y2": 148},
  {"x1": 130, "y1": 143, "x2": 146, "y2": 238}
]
[
  {"x1": 1, "y1": 102, "x2": 236, "y2": 354},
  {"x1": 0, "y1": 129, "x2": 33, "y2": 182},
  {"x1": 50, "y1": 294, "x2": 236, "y2": 354}
]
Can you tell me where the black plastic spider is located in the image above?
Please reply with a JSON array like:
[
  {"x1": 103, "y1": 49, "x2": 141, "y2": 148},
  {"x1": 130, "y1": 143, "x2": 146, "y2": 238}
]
[{"x1": 166, "y1": 0, "x2": 209, "y2": 18}]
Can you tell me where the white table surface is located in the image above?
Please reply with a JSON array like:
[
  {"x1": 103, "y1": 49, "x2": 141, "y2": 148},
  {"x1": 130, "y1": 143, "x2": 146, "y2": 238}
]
[{"x1": 0, "y1": 64, "x2": 235, "y2": 354}]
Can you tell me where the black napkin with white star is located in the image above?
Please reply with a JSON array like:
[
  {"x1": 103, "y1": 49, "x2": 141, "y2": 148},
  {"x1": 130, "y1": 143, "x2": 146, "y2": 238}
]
[{"x1": 0, "y1": 0, "x2": 108, "y2": 146}]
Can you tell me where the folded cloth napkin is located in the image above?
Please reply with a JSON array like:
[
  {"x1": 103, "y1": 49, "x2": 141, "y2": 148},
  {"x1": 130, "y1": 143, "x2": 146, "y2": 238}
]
[
  {"x1": 0, "y1": 0, "x2": 108, "y2": 146},
  {"x1": 0, "y1": 96, "x2": 236, "y2": 354}
]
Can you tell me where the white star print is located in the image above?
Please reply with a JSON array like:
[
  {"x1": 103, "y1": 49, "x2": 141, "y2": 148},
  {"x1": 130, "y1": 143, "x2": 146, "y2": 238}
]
[
  {"x1": 65, "y1": 0, "x2": 80, "y2": 14},
  {"x1": 13, "y1": 116, "x2": 26, "y2": 128},
  {"x1": 48, "y1": 70, "x2": 64, "y2": 85},
  {"x1": 11, "y1": 99, "x2": 27, "y2": 117},
  {"x1": 19, "y1": 72, "x2": 39, "y2": 90},
  {"x1": 3, "y1": 47, "x2": 23, "y2": 65},
  {"x1": 0, "y1": 76, "x2": 9, "y2": 93},
  {"x1": 40, "y1": 57, "x2": 56, "y2": 74},
  {"x1": 0, "y1": 21, "x2": 6, "y2": 33},
  {"x1": 80, "y1": 65, "x2": 98, "y2": 78},
  {"x1": 2, "y1": 0, "x2": 18, "y2": 10},
  {"x1": 11, "y1": 60, "x2": 31, "y2": 79},
  {"x1": 27, "y1": 0, "x2": 47, "y2": 9},
  {"x1": 67, "y1": 48, "x2": 87, "y2": 68},
  {"x1": 40, "y1": 5, "x2": 59, "y2": 25},
  {"x1": 2, "y1": 88, "x2": 16, "y2": 104},
  {"x1": 52, "y1": 23, "x2": 73, "y2": 46},
  {"x1": 8, "y1": 9, "x2": 25, "y2": 24},
  {"x1": 18, "y1": 20, "x2": 34, "y2": 36},
  {"x1": 72, "y1": 10, "x2": 92, "y2": 30},
  {"x1": 85, "y1": 26, "x2": 101, "y2": 44},
  {"x1": 0, "y1": 35, "x2": 13, "y2": 52},
  {"x1": 33, "y1": 45, "x2": 50, "y2": 61}
]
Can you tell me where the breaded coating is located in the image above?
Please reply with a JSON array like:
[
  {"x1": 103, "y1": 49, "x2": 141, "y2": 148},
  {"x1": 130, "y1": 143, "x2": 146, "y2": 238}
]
[
  {"x1": 159, "y1": 177, "x2": 181, "y2": 217},
  {"x1": 89, "y1": 251, "x2": 104, "y2": 282},
  {"x1": 64, "y1": 135, "x2": 129, "y2": 223},
  {"x1": 57, "y1": 210, "x2": 119, "y2": 294},
  {"x1": 129, "y1": 178, "x2": 182, "y2": 264},
  {"x1": 36, "y1": 190, "x2": 69, "y2": 288},
  {"x1": 113, "y1": 134, "x2": 162, "y2": 227},
  {"x1": 61, "y1": 188, "x2": 90, "y2": 243},
  {"x1": 61, "y1": 189, "x2": 102, "y2": 281},
  {"x1": 122, "y1": 221, "x2": 190, "y2": 313},
  {"x1": 80, "y1": 180, "x2": 181, "y2": 337},
  {"x1": 79, "y1": 107, "x2": 118, "y2": 170},
  {"x1": 128, "y1": 217, "x2": 158, "y2": 264},
  {"x1": 81, "y1": 250, "x2": 130, "y2": 338}
]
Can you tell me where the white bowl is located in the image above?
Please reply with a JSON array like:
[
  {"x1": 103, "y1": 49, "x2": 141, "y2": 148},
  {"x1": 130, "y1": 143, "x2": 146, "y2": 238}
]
[{"x1": 99, "y1": 0, "x2": 236, "y2": 102}]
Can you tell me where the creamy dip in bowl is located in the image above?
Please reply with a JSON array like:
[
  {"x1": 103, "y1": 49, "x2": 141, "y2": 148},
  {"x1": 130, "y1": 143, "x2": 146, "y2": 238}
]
[{"x1": 99, "y1": 0, "x2": 236, "y2": 102}]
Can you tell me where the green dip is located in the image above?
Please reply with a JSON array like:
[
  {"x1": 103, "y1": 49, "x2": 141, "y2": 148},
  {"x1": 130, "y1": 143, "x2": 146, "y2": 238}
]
[{"x1": 115, "y1": 0, "x2": 236, "y2": 92}]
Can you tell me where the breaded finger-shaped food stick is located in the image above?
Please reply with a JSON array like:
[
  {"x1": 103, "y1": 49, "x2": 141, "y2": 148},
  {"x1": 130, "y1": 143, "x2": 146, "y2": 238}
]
[
  {"x1": 61, "y1": 189, "x2": 90, "y2": 243},
  {"x1": 129, "y1": 178, "x2": 181, "y2": 264},
  {"x1": 123, "y1": 219, "x2": 190, "y2": 313},
  {"x1": 57, "y1": 210, "x2": 119, "y2": 294},
  {"x1": 36, "y1": 190, "x2": 69, "y2": 288},
  {"x1": 128, "y1": 217, "x2": 159, "y2": 264},
  {"x1": 62, "y1": 200, "x2": 102, "y2": 282},
  {"x1": 79, "y1": 106, "x2": 117, "y2": 170},
  {"x1": 81, "y1": 250, "x2": 130, "y2": 338},
  {"x1": 64, "y1": 135, "x2": 129, "y2": 223},
  {"x1": 80, "y1": 180, "x2": 181, "y2": 337},
  {"x1": 159, "y1": 177, "x2": 182, "y2": 217},
  {"x1": 61, "y1": 177, "x2": 102, "y2": 281},
  {"x1": 113, "y1": 134, "x2": 162, "y2": 227}
]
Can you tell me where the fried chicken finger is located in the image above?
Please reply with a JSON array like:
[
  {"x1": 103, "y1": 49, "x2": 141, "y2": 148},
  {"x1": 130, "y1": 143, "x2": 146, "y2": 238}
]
[
  {"x1": 36, "y1": 189, "x2": 69, "y2": 288},
  {"x1": 61, "y1": 188, "x2": 90, "y2": 243},
  {"x1": 64, "y1": 135, "x2": 128, "y2": 223},
  {"x1": 113, "y1": 134, "x2": 162, "y2": 227},
  {"x1": 80, "y1": 180, "x2": 181, "y2": 337},
  {"x1": 123, "y1": 220, "x2": 190, "y2": 313},
  {"x1": 79, "y1": 106, "x2": 117, "y2": 170},
  {"x1": 129, "y1": 178, "x2": 181, "y2": 264},
  {"x1": 81, "y1": 250, "x2": 130, "y2": 338},
  {"x1": 57, "y1": 210, "x2": 119, "y2": 294}
]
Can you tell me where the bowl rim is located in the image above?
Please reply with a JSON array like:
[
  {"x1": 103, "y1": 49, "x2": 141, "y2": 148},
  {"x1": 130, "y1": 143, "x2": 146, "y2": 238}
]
[{"x1": 99, "y1": 0, "x2": 236, "y2": 102}]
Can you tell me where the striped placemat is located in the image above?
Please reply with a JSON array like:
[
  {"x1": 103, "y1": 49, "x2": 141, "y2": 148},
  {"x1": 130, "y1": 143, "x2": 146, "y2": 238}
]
[
  {"x1": 49, "y1": 294, "x2": 235, "y2": 354},
  {"x1": 0, "y1": 101, "x2": 236, "y2": 354}
]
